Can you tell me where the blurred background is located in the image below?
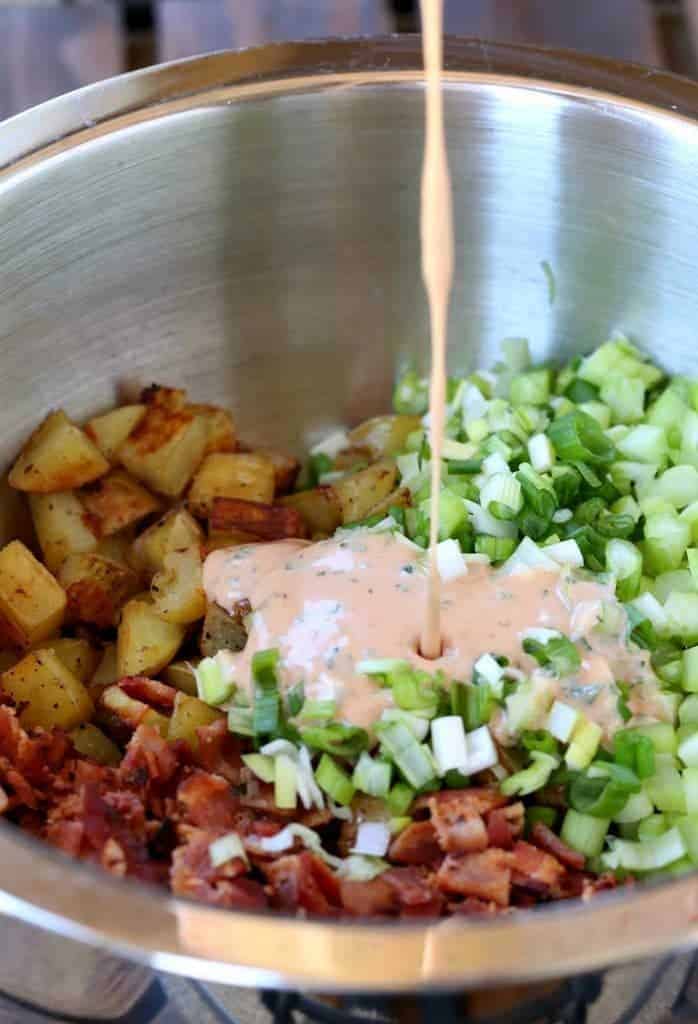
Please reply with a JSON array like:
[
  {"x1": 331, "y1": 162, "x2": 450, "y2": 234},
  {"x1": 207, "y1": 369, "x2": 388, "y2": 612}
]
[{"x1": 1, "y1": 0, "x2": 698, "y2": 120}]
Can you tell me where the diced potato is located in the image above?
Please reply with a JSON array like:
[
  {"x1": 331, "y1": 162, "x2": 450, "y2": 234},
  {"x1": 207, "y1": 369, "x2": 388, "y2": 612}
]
[
  {"x1": 129, "y1": 508, "x2": 202, "y2": 577},
  {"x1": 200, "y1": 602, "x2": 247, "y2": 657},
  {"x1": 167, "y1": 692, "x2": 223, "y2": 750},
  {"x1": 96, "y1": 532, "x2": 134, "y2": 566},
  {"x1": 0, "y1": 541, "x2": 66, "y2": 648},
  {"x1": 29, "y1": 491, "x2": 99, "y2": 573},
  {"x1": 190, "y1": 404, "x2": 237, "y2": 455},
  {"x1": 85, "y1": 405, "x2": 146, "y2": 463},
  {"x1": 162, "y1": 659, "x2": 198, "y2": 696},
  {"x1": 80, "y1": 470, "x2": 160, "y2": 537},
  {"x1": 279, "y1": 486, "x2": 342, "y2": 537},
  {"x1": 0, "y1": 651, "x2": 17, "y2": 674},
  {"x1": 59, "y1": 553, "x2": 139, "y2": 628},
  {"x1": 333, "y1": 446, "x2": 372, "y2": 472},
  {"x1": 188, "y1": 453, "x2": 275, "y2": 518},
  {"x1": 100, "y1": 684, "x2": 169, "y2": 737},
  {"x1": 69, "y1": 722, "x2": 121, "y2": 765},
  {"x1": 347, "y1": 414, "x2": 422, "y2": 457},
  {"x1": 117, "y1": 388, "x2": 207, "y2": 498},
  {"x1": 91, "y1": 643, "x2": 118, "y2": 694},
  {"x1": 333, "y1": 459, "x2": 398, "y2": 524},
  {"x1": 151, "y1": 544, "x2": 205, "y2": 624},
  {"x1": 209, "y1": 498, "x2": 307, "y2": 540},
  {"x1": 9, "y1": 410, "x2": 109, "y2": 493},
  {"x1": 117, "y1": 599, "x2": 186, "y2": 677},
  {"x1": 47, "y1": 637, "x2": 99, "y2": 683},
  {"x1": 364, "y1": 485, "x2": 412, "y2": 519},
  {"x1": 255, "y1": 449, "x2": 301, "y2": 495},
  {"x1": 2, "y1": 649, "x2": 93, "y2": 730},
  {"x1": 205, "y1": 528, "x2": 258, "y2": 554}
]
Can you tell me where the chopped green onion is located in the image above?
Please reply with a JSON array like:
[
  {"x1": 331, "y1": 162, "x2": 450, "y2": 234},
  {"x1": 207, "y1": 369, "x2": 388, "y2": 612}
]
[
  {"x1": 565, "y1": 717, "x2": 603, "y2": 771},
  {"x1": 315, "y1": 753, "x2": 356, "y2": 806},
  {"x1": 195, "y1": 655, "x2": 235, "y2": 706},
  {"x1": 380, "y1": 708, "x2": 430, "y2": 741},
  {"x1": 300, "y1": 723, "x2": 369, "y2": 759},
  {"x1": 386, "y1": 781, "x2": 416, "y2": 817},
  {"x1": 645, "y1": 755, "x2": 686, "y2": 814},
  {"x1": 603, "y1": 828, "x2": 686, "y2": 872},
  {"x1": 569, "y1": 762, "x2": 640, "y2": 818},
  {"x1": 393, "y1": 369, "x2": 429, "y2": 415},
  {"x1": 500, "y1": 750, "x2": 558, "y2": 797},
  {"x1": 376, "y1": 720, "x2": 436, "y2": 789},
  {"x1": 521, "y1": 729, "x2": 558, "y2": 756},
  {"x1": 251, "y1": 648, "x2": 281, "y2": 736},
  {"x1": 352, "y1": 751, "x2": 392, "y2": 797},
  {"x1": 296, "y1": 699, "x2": 337, "y2": 724},
  {"x1": 612, "y1": 788, "x2": 654, "y2": 823},
  {"x1": 286, "y1": 682, "x2": 305, "y2": 717},
  {"x1": 391, "y1": 666, "x2": 440, "y2": 716},
  {"x1": 227, "y1": 706, "x2": 254, "y2": 736},
  {"x1": 613, "y1": 729, "x2": 656, "y2": 779},
  {"x1": 522, "y1": 632, "x2": 581, "y2": 677},
  {"x1": 431, "y1": 715, "x2": 468, "y2": 776},
  {"x1": 547, "y1": 701, "x2": 580, "y2": 743},
  {"x1": 242, "y1": 753, "x2": 275, "y2": 784},
  {"x1": 560, "y1": 809, "x2": 609, "y2": 858},
  {"x1": 547, "y1": 410, "x2": 616, "y2": 466},
  {"x1": 606, "y1": 539, "x2": 642, "y2": 602},
  {"x1": 274, "y1": 753, "x2": 298, "y2": 810},
  {"x1": 525, "y1": 805, "x2": 558, "y2": 832}
]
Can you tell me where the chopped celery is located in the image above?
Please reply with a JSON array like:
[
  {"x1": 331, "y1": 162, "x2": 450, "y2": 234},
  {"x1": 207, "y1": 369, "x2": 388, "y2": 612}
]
[
  {"x1": 613, "y1": 789, "x2": 654, "y2": 823},
  {"x1": 637, "y1": 814, "x2": 668, "y2": 840},
  {"x1": 617, "y1": 425, "x2": 667, "y2": 465},
  {"x1": 315, "y1": 754, "x2": 356, "y2": 806},
  {"x1": 643, "y1": 510, "x2": 690, "y2": 575},
  {"x1": 242, "y1": 753, "x2": 275, "y2": 784},
  {"x1": 603, "y1": 828, "x2": 686, "y2": 872},
  {"x1": 647, "y1": 465, "x2": 698, "y2": 509},
  {"x1": 565, "y1": 718, "x2": 603, "y2": 771},
  {"x1": 678, "y1": 731, "x2": 698, "y2": 769},
  {"x1": 578, "y1": 401, "x2": 611, "y2": 429},
  {"x1": 505, "y1": 677, "x2": 553, "y2": 735},
  {"x1": 683, "y1": 646, "x2": 698, "y2": 693},
  {"x1": 386, "y1": 781, "x2": 416, "y2": 817},
  {"x1": 393, "y1": 369, "x2": 429, "y2": 415},
  {"x1": 645, "y1": 755, "x2": 686, "y2": 814},
  {"x1": 606, "y1": 539, "x2": 642, "y2": 602},
  {"x1": 560, "y1": 809, "x2": 609, "y2": 858},
  {"x1": 600, "y1": 376, "x2": 645, "y2": 424},
  {"x1": 627, "y1": 722, "x2": 677, "y2": 755},
  {"x1": 274, "y1": 753, "x2": 298, "y2": 810},
  {"x1": 665, "y1": 592, "x2": 698, "y2": 642},
  {"x1": 680, "y1": 695, "x2": 698, "y2": 727},
  {"x1": 376, "y1": 720, "x2": 435, "y2": 789},
  {"x1": 352, "y1": 751, "x2": 392, "y2": 798},
  {"x1": 684, "y1": 768, "x2": 698, "y2": 815},
  {"x1": 500, "y1": 750, "x2": 558, "y2": 797}
]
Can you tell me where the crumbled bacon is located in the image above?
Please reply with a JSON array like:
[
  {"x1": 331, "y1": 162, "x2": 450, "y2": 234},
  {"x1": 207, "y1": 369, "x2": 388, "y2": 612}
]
[
  {"x1": 171, "y1": 829, "x2": 267, "y2": 909},
  {"x1": 119, "y1": 725, "x2": 178, "y2": 789},
  {"x1": 194, "y1": 719, "x2": 243, "y2": 784},
  {"x1": 486, "y1": 803, "x2": 524, "y2": 850},
  {"x1": 118, "y1": 677, "x2": 177, "y2": 710},
  {"x1": 264, "y1": 852, "x2": 341, "y2": 916},
  {"x1": 388, "y1": 820, "x2": 442, "y2": 866},
  {"x1": 382, "y1": 866, "x2": 444, "y2": 917},
  {"x1": 510, "y1": 840, "x2": 566, "y2": 895},
  {"x1": 529, "y1": 822, "x2": 585, "y2": 871},
  {"x1": 436, "y1": 849, "x2": 513, "y2": 906},
  {"x1": 340, "y1": 876, "x2": 398, "y2": 916},
  {"x1": 176, "y1": 771, "x2": 239, "y2": 830}
]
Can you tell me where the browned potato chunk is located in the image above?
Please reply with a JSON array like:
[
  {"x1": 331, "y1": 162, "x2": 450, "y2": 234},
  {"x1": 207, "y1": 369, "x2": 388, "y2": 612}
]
[
  {"x1": 100, "y1": 684, "x2": 169, "y2": 737},
  {"x1": 117, "y1": 599, "x2": 186, "y2": 677},
  {"x1": 9, "y1": 410, "x2": 109, "y2": 492},
  {"x1": 279, "y1": 486, "x2": 342, "y2": 537},
  {"x1": 209, "y1": 498, "x2": 307, "y2": 540},
  {"x1": 364, "y1": 485, "x2": 412, "y2": 519},
  {"x1": 204, "y1": 528, "x2": 258, "y2": 554},
  {"x1": 96, "y1": 532, "x2": 134, "y2": 566},
  {"x1": 162, "y1": 659, "x2": 198, "y2": 696},
  {"x1": 190, "y1": 404, "x2": 237, "y2": 455},
  {"x1": 81, "y1": 470, "x2": 160, "y2": 537},
  {"x1": 347, "y1": 414, "x2": 422, "y2": 457},
  {"x1": 0, "y1": 651, "x2": 17, "y2": 674},
  {"x1": 0, "y1": 541, "x2": 66, "y2": 648},
  {"x1": 200, "y1": 602, "x2": 247, "y2": 657},
  {"x1": 129, "y1": 508, "x2": 202, "y2": 578},
  {"x1": 29, "y1": 491, "x2": 99, "y2": 572},
  {"x1": 167, "y1": 692, "x2": 223, "y2": 750},
  {"x1": 333, "y1": 446, "x2": 372, "y2": 472},
  {"x1": 188, "y1": 453, "x2": 275, "y2": 518},
  {"x1": 85, "y1": 405, "x2": 146, "y2": 462},
  {"x1": 151, "y1": 544, "x2": 206, "y2": 624},
  {"x1": 255, "y1": 449, "x2": 301, "y2": 495},
  {"x1": 90, "y1": 643, "x2": 118, "y2": 694},
  {"x1": 59, "y1": 553, "x2": 139, "y2": 628},
  {"x1": 118, "y1": 387, "x2": 207, "y2": 498},
  {"x1": 333, "y1": 459, "x2": 398, "y2": 524},
  {"x1": 2, "y1": 649, "x2": 93, "y2": 730},
  {"x1": 69, "y1": 722, "x2": 121, "y2": 765},
  {"x1": 47, "y1": 637, "x2": 99, "y2": 684}
]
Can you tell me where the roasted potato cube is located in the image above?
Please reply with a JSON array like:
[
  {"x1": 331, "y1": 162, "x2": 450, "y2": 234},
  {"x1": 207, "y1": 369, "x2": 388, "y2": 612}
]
[
  {"x1": 59, "y1": 553, "x2": 139, "y2": 628},
  {"x1": 0, "y1": 651, "x2": 17, "y2": 674},
  {"x1": 117, "y1": 599, "x2": 185, "y2": 677},
  {"x1": 47, "y1": 637, "x2": 99, "y2": 684},
  {"x1": 162, "y1": 659, "x2": 199, "y2": 696},
  {"x1": 204, "y1": 528, "x2": 258, "y2": 554},
  {"x1": 255, "y1": 449, "x2": 301, "y2": 495},
  {"x1": 69, "y1": 722, "x2": 121, "y2": 765},
  {"x1": 129, "y1": 508, "x2": 202, "y2": 577},
  {"x1": 347, "y1": 414, "x2": 422, "y2": 457},
  {"x1": 90, "y1": 643, "x2": 118, "y2": 694},
  {"x1": 333, "y1": 459, "x2": 398, "y2": 524},
  {"x1": 190, "y1": 404, "x2": 237, "y2": 455},
  {"x1": 85, "y1": 405, "x2": 146, "y2": 462},
  {"x1": 187, "y1": 452, "x2": 275, "y2": 518},
  {"x1": 9, "y1": 410, "x2": 109, "y2": 493},
  {"x1": 333, "y1": 446, "x2": 372, "y2": 472},
  {"x1": 100, "y1": 684, "x2": 169, "y2": 737},
  {"x1": 81, "y1": 470, "x2": 160, "y2": 537},
  {"x1": 96, "y1": 532, "x2": 134, "y2": 566},
  {"x1": 279, "y1": 486, "x2": 342, "y2": 537},
  {"x1": 364, "y1": 485, "x2": 412, "y2": 519},
  {"x1": 117, "y1": 390, "x2": 207, "y2": 498},
  {"x1": 29, "y1": 491, "x2": 99, "y2": 572},
  {"x1": 209, "y1": 498, "x2": 307, "y2": 540},
  {"x1": 151, "y1": 544, "x2": 206, "y2": 624},
  {"x1": 167, "y1": 692, "x2": 223, "y2": 750},
  {"x1": 200, "y1": 602, "x2": 247, "y2": 657},
  {"x1": 0, "y1": 541, "x2": 66, "y2": 648},
  {"x1": 2, "y1": 649, "x2": 93, "y2": 730}
]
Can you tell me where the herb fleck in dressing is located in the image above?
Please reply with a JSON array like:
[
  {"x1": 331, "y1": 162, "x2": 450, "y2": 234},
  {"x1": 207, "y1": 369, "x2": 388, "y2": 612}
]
[{"x1": 203, "y1": 532, "x2": 666, "y2": 736}]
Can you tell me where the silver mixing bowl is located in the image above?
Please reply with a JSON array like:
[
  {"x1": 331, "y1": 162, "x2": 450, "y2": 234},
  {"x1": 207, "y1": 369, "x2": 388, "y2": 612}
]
[{"x1": 1, "y1": 37, "x2": 698, "y2": 997}]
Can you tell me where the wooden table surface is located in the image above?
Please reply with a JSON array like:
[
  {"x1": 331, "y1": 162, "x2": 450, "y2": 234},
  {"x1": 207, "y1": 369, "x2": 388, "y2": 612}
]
[{"x1": 0, "y1": 0, "x2": 694, "y2": 120}]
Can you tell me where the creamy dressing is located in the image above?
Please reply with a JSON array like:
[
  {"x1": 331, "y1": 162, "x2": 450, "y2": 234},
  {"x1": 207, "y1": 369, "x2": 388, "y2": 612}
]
[
  {"x1": 419, "y1": 0, "x2": 453, "y2": 660},
  {"x1": 203, "y1": 532, "x2": 663, "y2": 738}
]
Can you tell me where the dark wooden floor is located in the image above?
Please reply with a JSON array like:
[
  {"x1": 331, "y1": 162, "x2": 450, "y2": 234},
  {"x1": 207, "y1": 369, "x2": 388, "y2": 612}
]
[{"x1": 0, "y1": 0, "x2": 696, "y2": 120}]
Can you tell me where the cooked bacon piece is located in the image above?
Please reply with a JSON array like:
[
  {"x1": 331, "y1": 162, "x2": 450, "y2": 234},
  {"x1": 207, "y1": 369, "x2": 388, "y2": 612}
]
[
  {"x1": 530, "y1": 822, "x2": 585, "y2": 871},
  {"x1": 118, "y1": 677, "x2": 177, "y2": 710},
  {"x1": 449, "y1": 898, "x2": 500, "y2": 916},
  {"x1": 436, "y1": 849, "x2": 513, "y2": 906},
  {"x1": 510, "y1": 840, "x2": 566, "y2": 894},
  {"x1": 582, "y1": 871, "x2": 631, "y2": 900},
  {"x1": 382, "y1": 866, "x2": 444, "y2": 917},
  {"x1": 429, "y1": 787, "x2": 508, "y2": 817},
  {"x1": 119, "y1": 725, "x2": 178, "y2": 788},
  {"x1": 340, "y1": 876, "x2": 398, "y2": 916},
  {"x1": 388, "y1": 820, "x2": 442, "y2": 866},
  {"x1": 177, "y1": 771, "x2": 239, "y2": 830},
  {"x1": 195, "y1": 719, "x2": 243, "y2": 784},
  {"x1": 486, "y1": 802, "x2": 524, "y2": 850},
  {"x1": 171, "y1": 828, "x2": 267, "y2": 909},
  {"x1": 210, "y1": 497, "x2": 308, "y2": 540},
  {"x1": 427, "y1": 794, "x2": 489, "y2": 855},
  {"x1": 264, "y1": 851, "x2": 341, "y2": 916}
]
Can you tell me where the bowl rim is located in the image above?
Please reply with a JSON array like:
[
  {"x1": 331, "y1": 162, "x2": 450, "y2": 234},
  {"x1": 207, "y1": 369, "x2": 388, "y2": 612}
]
[{"x1": 1, "y1": 37, "x2": 698, "y2": 992}]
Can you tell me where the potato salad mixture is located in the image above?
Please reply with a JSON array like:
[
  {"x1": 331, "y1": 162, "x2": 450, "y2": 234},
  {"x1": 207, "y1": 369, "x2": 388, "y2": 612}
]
[{"x1": 0, "y1": 337, "x2": 696, "y2": 918}]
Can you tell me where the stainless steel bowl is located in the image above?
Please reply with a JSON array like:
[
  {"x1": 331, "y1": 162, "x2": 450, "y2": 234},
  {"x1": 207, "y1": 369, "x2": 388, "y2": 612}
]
[{"x1": 1, "y1": 38, "x2": 698, "y2": 995}]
